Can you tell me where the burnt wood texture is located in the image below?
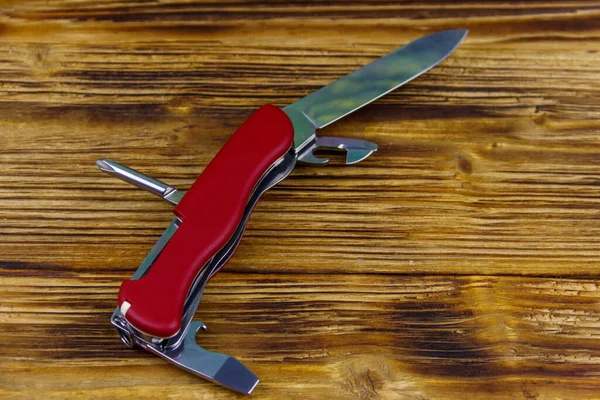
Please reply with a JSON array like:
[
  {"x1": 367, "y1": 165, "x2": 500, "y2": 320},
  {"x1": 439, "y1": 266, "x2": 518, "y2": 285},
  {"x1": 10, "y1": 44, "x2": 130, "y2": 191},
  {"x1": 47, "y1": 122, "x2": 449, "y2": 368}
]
[{"x1": 1, "y1": 1, "x2": 600, "y2": 399}]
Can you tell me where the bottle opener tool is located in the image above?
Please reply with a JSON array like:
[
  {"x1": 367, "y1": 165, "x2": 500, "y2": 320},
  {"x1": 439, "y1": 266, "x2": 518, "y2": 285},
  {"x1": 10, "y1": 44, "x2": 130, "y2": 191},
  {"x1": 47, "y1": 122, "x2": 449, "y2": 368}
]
[{"x1": 96, "y1": 30, "x2": 468, "y2": 394}]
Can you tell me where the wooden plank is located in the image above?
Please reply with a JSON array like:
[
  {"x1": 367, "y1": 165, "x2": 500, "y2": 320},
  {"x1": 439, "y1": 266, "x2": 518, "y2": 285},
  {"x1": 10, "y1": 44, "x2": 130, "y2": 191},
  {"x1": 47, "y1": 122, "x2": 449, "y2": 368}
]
[
  {"x1": 0, "y1": 1, "x2": 599, "y2": 398},
  {"x1": 2, "y1": 273, "x2": 599, "y2": 399}
]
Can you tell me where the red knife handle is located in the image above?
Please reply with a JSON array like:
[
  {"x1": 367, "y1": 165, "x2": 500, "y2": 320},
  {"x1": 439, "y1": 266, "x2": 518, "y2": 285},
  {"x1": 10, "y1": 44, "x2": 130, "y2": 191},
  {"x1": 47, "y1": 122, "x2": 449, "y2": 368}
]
[{"x1": 118, "y1": 105, "x2": 294, "y2": 338}]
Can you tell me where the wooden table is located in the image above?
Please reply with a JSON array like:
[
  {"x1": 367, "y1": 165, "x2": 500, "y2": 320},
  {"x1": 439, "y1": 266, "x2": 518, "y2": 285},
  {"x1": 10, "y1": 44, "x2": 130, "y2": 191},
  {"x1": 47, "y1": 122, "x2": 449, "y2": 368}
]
[{"x1": 1, "y1": 1, "x2": 599, "y2": 399}]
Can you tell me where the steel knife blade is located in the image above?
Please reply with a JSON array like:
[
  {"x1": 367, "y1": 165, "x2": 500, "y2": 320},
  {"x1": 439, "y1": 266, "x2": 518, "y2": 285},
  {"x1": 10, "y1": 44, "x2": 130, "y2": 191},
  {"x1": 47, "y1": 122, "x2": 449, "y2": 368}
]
[{"x1": 285, "y1": 29, "x2": 468, "y2": 153}]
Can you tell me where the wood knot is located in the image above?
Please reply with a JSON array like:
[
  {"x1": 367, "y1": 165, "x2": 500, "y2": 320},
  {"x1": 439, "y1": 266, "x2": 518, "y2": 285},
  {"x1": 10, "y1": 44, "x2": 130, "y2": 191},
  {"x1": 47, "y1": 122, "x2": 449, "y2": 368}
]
[
  {"x1": 532, "y1": 109, "x2": 547, "y2": 126},
  {"x1": 168, "y1": 132, "x2": 179, "y2": 143},
  {"x1": 165, "y1": 97, "x2": 193, "y2": 115},
  {"x1": 456, "y1": 154, "x2": 473, "y2": 174},
  {"x1": 159, "y1": 129, "x2": 184, "y2": 157},
  {"x1": 26, "y1": 44, "x2": 54, "y2": 75},
  {"x1": 342, "y1": 363, "x2": 386, "y2": 399}
]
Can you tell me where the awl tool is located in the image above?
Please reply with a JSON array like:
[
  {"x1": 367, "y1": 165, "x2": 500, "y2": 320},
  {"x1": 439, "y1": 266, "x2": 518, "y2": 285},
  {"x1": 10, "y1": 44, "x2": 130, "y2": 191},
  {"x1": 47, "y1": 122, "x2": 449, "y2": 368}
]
[{"x1": 97, "y1": 30, "x2": 468, "y2": 393}]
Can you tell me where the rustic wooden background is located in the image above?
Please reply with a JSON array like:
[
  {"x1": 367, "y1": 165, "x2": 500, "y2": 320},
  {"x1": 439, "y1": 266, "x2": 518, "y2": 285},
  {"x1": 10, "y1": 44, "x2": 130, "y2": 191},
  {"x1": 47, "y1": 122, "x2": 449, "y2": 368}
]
[{"x1": 1, "y1": 1, "x2": 599, "y2": 399}]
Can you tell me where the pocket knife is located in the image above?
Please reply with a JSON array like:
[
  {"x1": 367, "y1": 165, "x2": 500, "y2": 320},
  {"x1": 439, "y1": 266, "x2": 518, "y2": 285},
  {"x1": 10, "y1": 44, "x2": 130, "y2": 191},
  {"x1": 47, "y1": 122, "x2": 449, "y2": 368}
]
[{"x1": 96, "y1": 29, "x2": 468, "y2": 394}]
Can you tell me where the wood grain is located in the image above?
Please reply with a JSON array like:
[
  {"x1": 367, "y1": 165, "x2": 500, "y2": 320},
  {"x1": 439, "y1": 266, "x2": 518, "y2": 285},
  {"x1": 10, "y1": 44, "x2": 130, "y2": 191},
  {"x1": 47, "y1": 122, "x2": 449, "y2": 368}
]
[{"x1": 1, "y1": 1, "x2": 599, "y2": 399}]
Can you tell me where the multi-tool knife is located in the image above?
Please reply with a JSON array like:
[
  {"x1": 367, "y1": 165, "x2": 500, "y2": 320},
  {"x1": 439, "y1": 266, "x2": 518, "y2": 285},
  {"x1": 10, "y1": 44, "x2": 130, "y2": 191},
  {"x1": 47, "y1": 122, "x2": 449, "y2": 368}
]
[{"x1": 96, "y1": 29, "x2": 468, "y2": 394}]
